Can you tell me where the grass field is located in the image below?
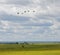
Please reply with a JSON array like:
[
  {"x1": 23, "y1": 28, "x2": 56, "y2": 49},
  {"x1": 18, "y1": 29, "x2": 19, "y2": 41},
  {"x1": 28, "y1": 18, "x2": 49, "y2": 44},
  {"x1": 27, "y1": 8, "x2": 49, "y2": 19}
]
[
  {"x1": 0, "y1": 50, "x2": 60, "y2": 55},
  {"x1": 0, "y1": 43, "x2": 60, "y2": 55}
]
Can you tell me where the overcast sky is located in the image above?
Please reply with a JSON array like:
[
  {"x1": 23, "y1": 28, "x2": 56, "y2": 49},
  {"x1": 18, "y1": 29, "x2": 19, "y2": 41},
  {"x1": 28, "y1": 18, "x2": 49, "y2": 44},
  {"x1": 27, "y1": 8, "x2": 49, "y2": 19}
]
[{"x1": 0, "y1": 0, "x2": 60, "y2": 42}]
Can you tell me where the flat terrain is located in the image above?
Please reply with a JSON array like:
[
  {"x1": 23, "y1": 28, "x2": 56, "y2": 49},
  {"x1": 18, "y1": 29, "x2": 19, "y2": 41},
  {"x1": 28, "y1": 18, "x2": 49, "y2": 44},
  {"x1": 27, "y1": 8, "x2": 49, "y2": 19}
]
[
  {"x1": 0, "y1": 43, "x2": 60, "y2": 55},
  {"x1": 0, "y1": 50, "x2": 60, "y2": 55}
]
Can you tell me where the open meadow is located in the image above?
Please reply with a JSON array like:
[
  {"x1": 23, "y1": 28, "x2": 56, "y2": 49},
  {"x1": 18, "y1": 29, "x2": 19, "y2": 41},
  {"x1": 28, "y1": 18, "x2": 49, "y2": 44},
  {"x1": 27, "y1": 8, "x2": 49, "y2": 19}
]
[
  {"x1": 0, "y1": 50, "x2": 60, "y2": 55},
  {"x1": 0, "y1": 43, "x2": 60, "y2": 55}
]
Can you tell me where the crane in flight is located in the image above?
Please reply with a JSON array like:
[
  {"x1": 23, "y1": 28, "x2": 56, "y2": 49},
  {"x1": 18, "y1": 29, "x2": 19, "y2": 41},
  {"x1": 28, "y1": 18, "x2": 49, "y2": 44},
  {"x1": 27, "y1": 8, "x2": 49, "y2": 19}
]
[
  {"x1": 17, "y1": 12, "x2": 19, "y2": 14},
  {"x1": 17, "y1": 10, "x2": 36, "y2": 15}
]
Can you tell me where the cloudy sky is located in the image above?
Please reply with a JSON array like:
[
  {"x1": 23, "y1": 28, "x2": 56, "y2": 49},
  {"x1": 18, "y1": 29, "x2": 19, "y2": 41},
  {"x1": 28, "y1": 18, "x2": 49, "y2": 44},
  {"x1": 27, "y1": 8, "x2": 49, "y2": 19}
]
[{"x1": 0, "y1": 0, "x2": 60, "y2": 42}]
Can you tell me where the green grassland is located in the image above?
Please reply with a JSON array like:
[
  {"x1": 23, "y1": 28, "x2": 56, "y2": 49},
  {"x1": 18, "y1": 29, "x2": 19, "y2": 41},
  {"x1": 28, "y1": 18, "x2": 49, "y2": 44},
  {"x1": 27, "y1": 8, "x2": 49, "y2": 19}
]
[
  {"x1": 0, "y1": 43, "x2": 60, "y2": 55},
  {"x1": 0, "y1": 50, "x2": 60, "y2": 55}
]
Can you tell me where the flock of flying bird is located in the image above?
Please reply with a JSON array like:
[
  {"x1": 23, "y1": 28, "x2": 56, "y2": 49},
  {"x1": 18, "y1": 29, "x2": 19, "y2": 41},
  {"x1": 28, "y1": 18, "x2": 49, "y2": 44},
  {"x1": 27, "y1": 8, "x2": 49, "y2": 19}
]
[{"x1": 17, "y1": 10, "x2": 36, "y2": 15}]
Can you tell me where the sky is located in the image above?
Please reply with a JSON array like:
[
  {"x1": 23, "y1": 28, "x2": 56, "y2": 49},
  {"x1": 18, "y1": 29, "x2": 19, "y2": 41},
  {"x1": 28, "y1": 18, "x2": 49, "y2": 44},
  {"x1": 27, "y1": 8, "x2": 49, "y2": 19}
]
[{"x1": 0, "y1": 0, "x2": 60, "y2": 42}]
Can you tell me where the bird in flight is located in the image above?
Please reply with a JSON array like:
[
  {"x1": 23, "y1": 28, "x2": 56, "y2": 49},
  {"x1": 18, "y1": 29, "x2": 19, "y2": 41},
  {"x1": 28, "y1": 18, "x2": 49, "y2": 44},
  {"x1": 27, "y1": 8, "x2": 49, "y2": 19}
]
[
  {"x1": 17, "y1": 10, "x2": 35, "y2": 15},
  {"x1": 17, "y1": 12, "x2": 19, "y2": 14}
]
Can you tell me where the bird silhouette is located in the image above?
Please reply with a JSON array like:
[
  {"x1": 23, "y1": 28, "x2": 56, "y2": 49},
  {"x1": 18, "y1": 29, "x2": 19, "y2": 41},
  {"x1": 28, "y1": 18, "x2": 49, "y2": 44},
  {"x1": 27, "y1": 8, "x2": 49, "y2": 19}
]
[
  {"x1": 17, "y1": 10, "x2": 36, "y2": 15},
  {"x1": 24, "y1": 11, "x2": 26, "y2": 13},
  {"x1": 28, "y1": 10, "x2": 30, "y2": 12},
  {"x1": 21, "y1": 13, "x2": 24, "y2": 14},
  {"x1": 33, "y1": 10, "x2": 35, "y2": 12},
  {"x1": 17, "y1": 12, "x2": 19, "y2": 14}
]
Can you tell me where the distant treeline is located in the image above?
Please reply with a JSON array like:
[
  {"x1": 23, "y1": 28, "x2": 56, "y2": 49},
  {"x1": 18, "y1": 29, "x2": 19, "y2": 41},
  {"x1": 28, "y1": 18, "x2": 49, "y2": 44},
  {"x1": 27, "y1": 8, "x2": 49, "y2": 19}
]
[
  {"x1": 0, "y1": 41, "x2": 60, "y2": 44},
  {"x1": 0, "y1": 42, "x2": 29, "y2": 44}
]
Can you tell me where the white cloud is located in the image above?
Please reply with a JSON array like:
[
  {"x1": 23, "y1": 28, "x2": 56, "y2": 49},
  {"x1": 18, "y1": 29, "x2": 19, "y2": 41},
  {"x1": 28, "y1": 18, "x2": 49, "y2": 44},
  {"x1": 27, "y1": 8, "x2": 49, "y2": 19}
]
[{"x1": 0, "y1": 0, "x2": 60, "y2": 41}]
